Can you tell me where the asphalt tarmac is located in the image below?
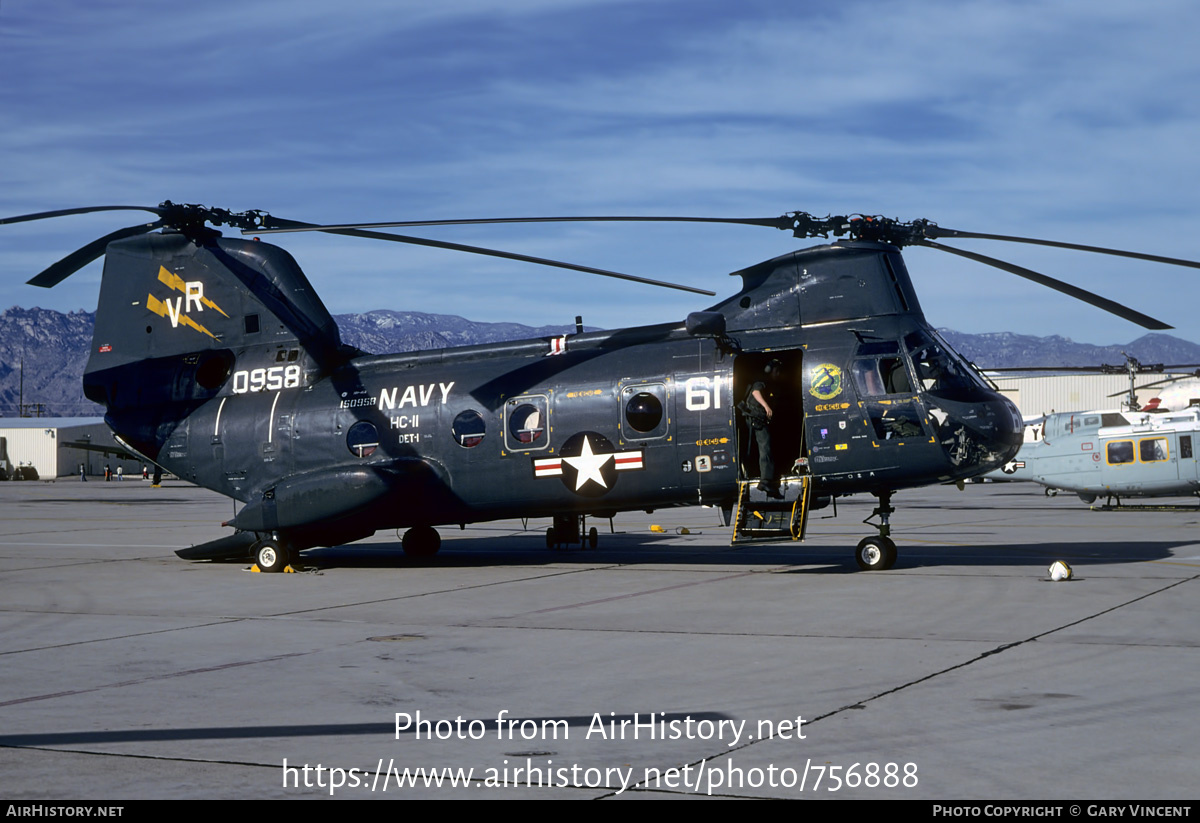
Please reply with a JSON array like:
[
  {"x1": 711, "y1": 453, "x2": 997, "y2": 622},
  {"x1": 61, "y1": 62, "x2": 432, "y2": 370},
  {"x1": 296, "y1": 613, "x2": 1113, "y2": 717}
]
[{"x1": 1, "y1": 479, "x2": 1197, "y2": 800}]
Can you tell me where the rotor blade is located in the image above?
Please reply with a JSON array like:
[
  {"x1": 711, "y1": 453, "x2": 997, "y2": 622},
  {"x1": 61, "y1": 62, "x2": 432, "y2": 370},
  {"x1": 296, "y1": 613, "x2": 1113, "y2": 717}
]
[
  {"x1": 254, "y1": 217, "x2": 716, "y2": 296},
  {"x1": 1105, "y1": 386, "x2": 1150, "y2": 398},
  {"x1": 27, "y1": 221, "x2": 164, "y2": 287},
  {"x1": 986, "y1": 364, "x2": 1200, "y2": 374},
  {"x1": 916, "y1": 239, "x2": 1173, "y2": 330},
  {"x1": 1105, "y1": 381, "x2": 1171, "y2": 398},
  {"x1": 248, "y1": 214, "x2": 794, "y2": 233},
  {"x1": 1106, "y1": 371, "x2": 1200, "y2": 396},
  {"x1": 925, "y1": 226, "x2": 1200, "y2": 270},
  {"x1": 1, "y1": 205, "x2": 162, "y2": 226}
]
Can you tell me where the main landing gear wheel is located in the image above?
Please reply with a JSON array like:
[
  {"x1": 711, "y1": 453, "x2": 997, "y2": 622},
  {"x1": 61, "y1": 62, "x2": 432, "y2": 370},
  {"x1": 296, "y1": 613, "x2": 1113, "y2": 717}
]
[
  {"x1": 402, "y1": 526, "x2": 441, "y2": 558},
  {"x1": 855, "y1": 536, "x2": 897, "y2": 571},
  {"x1": 254, "y1": 539, "x2": 289, "y2": 573},
  {"x1": 547, "y1": 515, "x2": 596, "y2": 550}
]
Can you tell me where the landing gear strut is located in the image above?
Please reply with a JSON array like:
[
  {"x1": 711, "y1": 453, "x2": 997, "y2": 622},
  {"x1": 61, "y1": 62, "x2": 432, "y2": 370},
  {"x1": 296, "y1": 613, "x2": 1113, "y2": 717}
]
[
  {"x1": 857, "y1": 490, "x2": 898, "y2": 571},
  {"x1": 547, "y1": 514, "x2": 599, "y2": 550}
]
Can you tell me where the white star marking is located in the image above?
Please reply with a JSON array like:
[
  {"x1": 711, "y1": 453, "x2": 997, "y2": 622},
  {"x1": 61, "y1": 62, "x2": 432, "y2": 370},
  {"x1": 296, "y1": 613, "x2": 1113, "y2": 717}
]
[{"x1": 562, "y1": 436, "x2": 612, "y2": 490}]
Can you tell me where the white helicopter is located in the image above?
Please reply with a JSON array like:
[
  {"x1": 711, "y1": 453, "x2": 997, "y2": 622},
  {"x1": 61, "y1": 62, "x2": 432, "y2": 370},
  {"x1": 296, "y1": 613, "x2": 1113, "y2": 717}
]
[
  {"x1": 994, "y1": 405, "x2": 1200, "y2": 505},
  {"x1": 1123, "y1": 376, "x2": 1200, "y2": 414}
]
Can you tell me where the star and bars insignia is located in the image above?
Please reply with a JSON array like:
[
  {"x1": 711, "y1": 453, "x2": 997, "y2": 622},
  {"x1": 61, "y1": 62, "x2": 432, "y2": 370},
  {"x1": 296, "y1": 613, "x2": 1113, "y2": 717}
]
[{"x1": 532, "y1": 431, "x2": 644, "y2": 497}]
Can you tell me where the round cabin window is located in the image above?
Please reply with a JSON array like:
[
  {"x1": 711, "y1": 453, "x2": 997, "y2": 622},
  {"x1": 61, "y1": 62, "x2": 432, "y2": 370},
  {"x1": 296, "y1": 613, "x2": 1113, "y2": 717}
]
[
  {"x1": 346, "y1": 421, "x2": 379, "y2": 458},
  {"x1": 509, "y1": 403, "x2": 543, "y2": 444},
  {"x1": 625, "y1": 391, "x2": 663, "y2": 433},
  {"x1": 452, "y1": 410, "x2": 486, "y2": 448}
]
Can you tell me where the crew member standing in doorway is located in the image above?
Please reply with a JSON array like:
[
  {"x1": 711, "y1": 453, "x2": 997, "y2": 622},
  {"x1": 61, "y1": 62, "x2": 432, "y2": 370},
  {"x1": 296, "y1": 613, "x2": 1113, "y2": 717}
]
[{"x1": 744, "y1": 359, "x2": 782, "y2": 498}]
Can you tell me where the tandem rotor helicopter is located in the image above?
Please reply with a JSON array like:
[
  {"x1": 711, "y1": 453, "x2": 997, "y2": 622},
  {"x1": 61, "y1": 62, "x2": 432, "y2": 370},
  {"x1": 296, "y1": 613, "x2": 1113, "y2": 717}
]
[{"x1": 5, "y1": 202, "x2": 1198, "y2": 571}]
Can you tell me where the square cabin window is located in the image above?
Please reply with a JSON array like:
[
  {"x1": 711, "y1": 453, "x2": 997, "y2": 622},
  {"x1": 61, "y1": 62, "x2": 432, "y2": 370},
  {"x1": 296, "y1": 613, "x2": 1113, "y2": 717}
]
[{"x1": 1107, "y1": 441, "x2": 1134, "y2": 465}]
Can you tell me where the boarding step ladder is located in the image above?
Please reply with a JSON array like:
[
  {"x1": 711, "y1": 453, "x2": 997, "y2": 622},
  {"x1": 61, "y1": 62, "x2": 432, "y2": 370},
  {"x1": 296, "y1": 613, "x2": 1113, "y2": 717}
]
[{"x1": 731, "y1": 474, "x2": 812, "y2": 543}]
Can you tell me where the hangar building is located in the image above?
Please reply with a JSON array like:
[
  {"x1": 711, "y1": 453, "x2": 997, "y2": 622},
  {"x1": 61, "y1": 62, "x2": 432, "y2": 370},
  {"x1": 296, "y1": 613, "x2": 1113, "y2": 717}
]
[
  {"x1": 986, "y1": 371, "x2": 1197, "y2": 419},
  {"x1": 0, "y1": 418, "x2": 147, "y2": 480}
]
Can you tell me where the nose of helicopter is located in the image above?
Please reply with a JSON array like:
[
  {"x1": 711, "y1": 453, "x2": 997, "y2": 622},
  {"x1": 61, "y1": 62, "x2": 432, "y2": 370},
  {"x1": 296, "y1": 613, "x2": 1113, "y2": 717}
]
[
  {"x1": 925, "y1": 389, "x2": 1024, "y2": 477},
  {"x1": 990, "y1": 393, "x2": 1025, "y2": 460},
  {"x1": 969, "y1": 392, "x2": 1024, "y2": 472}
]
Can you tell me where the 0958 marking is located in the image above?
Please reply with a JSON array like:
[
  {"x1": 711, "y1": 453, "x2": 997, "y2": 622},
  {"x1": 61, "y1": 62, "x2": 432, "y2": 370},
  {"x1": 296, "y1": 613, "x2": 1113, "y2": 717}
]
[{"x1": 232, "y1": 365, "x2": 301, "y2": 393}]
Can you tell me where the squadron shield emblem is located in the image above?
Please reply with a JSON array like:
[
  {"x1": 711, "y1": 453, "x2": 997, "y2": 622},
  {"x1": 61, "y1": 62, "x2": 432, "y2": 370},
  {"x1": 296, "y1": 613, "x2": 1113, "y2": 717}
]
[{"x1": 809, "y1": 363, "x2": 843, "y2": 400}]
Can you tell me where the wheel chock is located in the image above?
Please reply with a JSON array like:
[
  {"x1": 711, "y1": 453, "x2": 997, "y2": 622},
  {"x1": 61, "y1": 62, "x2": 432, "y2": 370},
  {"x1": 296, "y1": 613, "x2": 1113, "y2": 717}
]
[{"x1": 249, "y1": 564, "x2": 298, "y2": 573}]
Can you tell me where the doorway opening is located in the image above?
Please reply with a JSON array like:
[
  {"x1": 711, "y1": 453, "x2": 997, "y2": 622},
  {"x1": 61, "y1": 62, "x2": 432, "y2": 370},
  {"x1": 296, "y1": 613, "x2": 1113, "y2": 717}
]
[{"x1": 733, "y1": 350, "x2": 806, "y2": 482}]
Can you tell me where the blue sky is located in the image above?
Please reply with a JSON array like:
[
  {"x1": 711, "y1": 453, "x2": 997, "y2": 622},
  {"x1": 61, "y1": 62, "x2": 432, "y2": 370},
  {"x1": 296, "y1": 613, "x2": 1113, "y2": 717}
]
[{"x1": 3, "y1": 0, "x2": 1199, "y2": 346}]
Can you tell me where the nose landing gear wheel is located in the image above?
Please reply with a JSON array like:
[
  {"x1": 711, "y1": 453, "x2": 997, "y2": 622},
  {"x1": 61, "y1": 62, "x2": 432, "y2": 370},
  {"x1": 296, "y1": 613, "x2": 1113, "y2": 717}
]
[{"x1": 855, "y1": 535, "x2": 897, "y2": 571}]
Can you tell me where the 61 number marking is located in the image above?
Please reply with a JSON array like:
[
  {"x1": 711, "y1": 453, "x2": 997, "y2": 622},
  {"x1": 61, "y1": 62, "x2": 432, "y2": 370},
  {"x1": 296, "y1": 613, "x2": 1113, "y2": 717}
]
[
  {"x1": 684, "y1": 376, "x2": 723, "y2": 411},
  {"x1": 232, "y1": 365, "x2": 301, "y2": 394}
]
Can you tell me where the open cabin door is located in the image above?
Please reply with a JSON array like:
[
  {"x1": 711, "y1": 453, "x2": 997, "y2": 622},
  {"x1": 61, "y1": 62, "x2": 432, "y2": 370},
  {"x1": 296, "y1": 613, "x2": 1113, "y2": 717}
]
[
  {"x1": 730, "y1": 349, "x2": 812, "y2": 543},
  {"x1": 733, "y1": 350, "x2": 807, "y2": 483}
]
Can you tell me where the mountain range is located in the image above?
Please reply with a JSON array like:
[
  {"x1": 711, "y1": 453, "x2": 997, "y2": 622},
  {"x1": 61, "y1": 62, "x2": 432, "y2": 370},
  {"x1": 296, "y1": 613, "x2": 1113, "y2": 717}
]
[{"x1": 2, "y1": 306, "x2": 1199, "y2": 417}]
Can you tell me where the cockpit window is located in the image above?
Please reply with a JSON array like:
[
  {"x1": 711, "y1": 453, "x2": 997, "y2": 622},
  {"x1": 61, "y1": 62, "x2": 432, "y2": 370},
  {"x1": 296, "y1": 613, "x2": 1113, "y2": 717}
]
[
  {"x1": 867, "y1": 404, "x2": 926, "y2": 440},
  {"x1": 906, "y1": 331, "x2": 985, "y2": 397},
  {"x1": 881, "y1": 357, "x2": 911, "y2": 394},
  {"x1": 856, "y1": 340, "x2": 900, "y2": 356},
  {"x1": 904, "y1": 330, "x2": 931, "y2": 351},
  {"x1": 852, "y1": 356, "x2": 912, "y2": 396}
]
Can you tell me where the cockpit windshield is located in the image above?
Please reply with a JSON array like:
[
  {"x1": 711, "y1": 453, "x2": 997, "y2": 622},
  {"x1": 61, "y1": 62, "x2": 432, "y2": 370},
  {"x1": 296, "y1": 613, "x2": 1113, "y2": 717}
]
[
  {"x1": 851, "y1": 340, "x2": 914, "y2": 397},
  {"x1": 905, "y1": 330, "x2": 988, "y2": 399}
]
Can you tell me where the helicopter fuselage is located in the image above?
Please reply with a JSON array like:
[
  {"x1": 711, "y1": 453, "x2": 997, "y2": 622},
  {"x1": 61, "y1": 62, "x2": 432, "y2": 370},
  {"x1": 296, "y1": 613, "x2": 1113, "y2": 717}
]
[
  {"x1": 13, "y1": 199, "x2": 1189, "y2": 568},
  {"x1": 995, "y1": 407, "x2": 1200, "y2": 503},
  {"x1": 82, "y1": 234, "x2": 1022, "y2": 549}
]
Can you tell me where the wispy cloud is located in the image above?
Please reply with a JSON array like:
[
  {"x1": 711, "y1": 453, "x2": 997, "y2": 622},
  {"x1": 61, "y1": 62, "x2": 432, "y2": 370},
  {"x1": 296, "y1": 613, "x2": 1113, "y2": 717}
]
[{"x1": 2, "y1": 0, "x2": 1198, "y2": 345}]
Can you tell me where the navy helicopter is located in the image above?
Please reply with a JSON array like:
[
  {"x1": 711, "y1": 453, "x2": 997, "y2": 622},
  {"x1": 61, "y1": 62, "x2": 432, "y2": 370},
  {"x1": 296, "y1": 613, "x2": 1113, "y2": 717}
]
[{"x1": 3, "y1": 202, "x2": 1194, "y2": 571}]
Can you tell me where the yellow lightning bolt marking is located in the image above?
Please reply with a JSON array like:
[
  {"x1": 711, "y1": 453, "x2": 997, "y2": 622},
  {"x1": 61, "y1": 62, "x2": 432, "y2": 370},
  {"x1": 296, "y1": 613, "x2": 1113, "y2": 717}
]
[
  {"x1": 146, "y1": 293, "x2": 169, "y2": 319},
  {"x1": 157, "y1": 267, "x2": 229, "y2": 317}
]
